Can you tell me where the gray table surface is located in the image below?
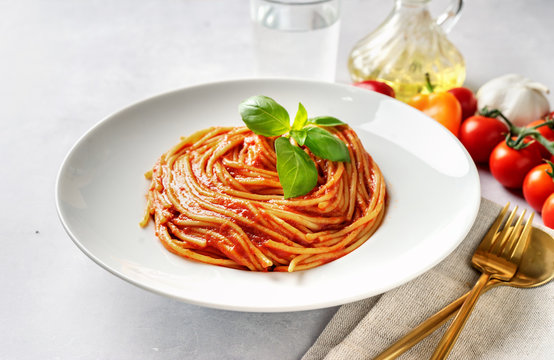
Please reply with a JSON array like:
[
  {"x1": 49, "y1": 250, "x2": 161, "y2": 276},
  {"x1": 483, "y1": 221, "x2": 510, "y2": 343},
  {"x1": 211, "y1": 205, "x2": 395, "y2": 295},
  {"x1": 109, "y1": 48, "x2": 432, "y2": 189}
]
[{"x1": 2, "y1": 1, "x2": 553, "y2": 359}]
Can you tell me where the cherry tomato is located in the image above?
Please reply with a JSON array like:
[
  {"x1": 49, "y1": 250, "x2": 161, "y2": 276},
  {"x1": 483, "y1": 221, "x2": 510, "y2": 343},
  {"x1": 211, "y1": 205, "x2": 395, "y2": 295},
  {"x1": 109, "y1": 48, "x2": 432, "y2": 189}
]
[
  {"x1": 448, "y1": 87, "x2": 478, "y2": 121},
  {"x1": 489, "y1": 140, "x2": 542, "y2": 188},
  {"x1": 541, "y1": 193, "x2": 554, "y2": 228},
  {"x1": 521, "y1": 137, "x2": 550, "y2": 165},
  {"x1": 527, "y1": 118, "x2": 554, "y2": 140},
  {"x1": 523, "y1": 163, "x2": 554, "y2": 212},
  {"x1": 353, "y1": 80, "x2": 395, "y2": 98},
  {"x1": 408, "y1": 92, "x2": 462, "y2": 136},
  {"x1": 458, "y1": 115, "x2": 508, "y2": 163},
  {"x1": 526, "y1": 118, "x2": 554, "y2": 159}
]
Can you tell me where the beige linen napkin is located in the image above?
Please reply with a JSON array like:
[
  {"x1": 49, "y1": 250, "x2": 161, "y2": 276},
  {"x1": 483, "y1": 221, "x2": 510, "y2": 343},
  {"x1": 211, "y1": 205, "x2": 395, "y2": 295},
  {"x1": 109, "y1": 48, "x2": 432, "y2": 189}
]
[{"x1": 303, "y1": 198, "x2": 554, "y2": 360}]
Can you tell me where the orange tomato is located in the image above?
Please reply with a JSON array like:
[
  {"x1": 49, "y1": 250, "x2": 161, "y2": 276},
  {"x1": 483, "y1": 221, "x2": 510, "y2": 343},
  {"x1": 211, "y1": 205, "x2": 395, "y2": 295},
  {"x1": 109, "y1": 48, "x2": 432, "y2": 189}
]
[{"x1": 408, "y1": 92, "x2": 462, "y2": 137}]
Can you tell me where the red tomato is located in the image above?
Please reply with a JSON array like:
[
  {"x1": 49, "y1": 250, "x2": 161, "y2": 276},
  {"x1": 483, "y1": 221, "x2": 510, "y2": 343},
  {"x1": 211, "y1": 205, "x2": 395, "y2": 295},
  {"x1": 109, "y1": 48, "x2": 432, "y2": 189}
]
[
  {"x1": 541, "y1": 193, "x2": 554, "y2": 228},
  {"x1": 527, "y1": 118, "x2": 554, "y2": 159},
  {"x1": 489, "y1": 140, "x2": 542, "y2": 188},
  {"x1": 458, "y1": 115, "x2": 508, "y2": 163},
  {"x1": 524, "y1": 139, "x2": 546, "y2": 157},
  {"x1": 448, "y1": 87, "x2": 478, "y2": 120},
  {"x1": 353, "y1": 80, "x2": 395, "y2": 98},
  {"x1": 523, "y1": 163, "x2": 554, "y2": 212},
  {"x1": 527, "y1": 119, "x2": 554, "y2": 140}
]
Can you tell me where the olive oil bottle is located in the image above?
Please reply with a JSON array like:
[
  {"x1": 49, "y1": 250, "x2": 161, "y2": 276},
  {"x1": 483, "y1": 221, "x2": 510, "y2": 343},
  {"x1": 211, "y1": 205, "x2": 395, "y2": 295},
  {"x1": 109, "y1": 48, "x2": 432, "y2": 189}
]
[{"x1": 348, "y1": 0, "x2": 466, "y2": 102}]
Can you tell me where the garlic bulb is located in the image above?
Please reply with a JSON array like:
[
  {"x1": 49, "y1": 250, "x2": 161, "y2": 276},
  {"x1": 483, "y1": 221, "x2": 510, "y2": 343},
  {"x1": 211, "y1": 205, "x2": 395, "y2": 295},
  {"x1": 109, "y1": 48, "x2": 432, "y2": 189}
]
[{"x1": 476, "y1": 74, "x2": 550, "y2": 126}]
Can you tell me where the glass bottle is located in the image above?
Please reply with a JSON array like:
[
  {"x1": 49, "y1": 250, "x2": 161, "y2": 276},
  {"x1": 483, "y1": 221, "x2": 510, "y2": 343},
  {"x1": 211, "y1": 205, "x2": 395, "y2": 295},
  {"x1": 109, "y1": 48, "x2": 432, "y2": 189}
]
[{"x1": 348, "y1": 0, "x2": 465, "y2": 102}]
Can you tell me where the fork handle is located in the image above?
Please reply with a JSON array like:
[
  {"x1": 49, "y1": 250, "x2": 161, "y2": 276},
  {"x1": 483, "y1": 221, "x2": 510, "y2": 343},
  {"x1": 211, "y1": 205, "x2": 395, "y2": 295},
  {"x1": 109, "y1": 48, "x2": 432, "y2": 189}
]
[
  {"x1": 429, "y1": 273, "x2": 491, "y2": 360},
  {"x1": 373, "y1": 279, "x2": 499, "y2": 360}
]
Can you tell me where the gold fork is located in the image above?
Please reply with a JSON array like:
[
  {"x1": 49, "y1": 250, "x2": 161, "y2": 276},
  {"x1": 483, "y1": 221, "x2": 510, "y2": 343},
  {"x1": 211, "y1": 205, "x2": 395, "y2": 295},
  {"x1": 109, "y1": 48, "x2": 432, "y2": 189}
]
[
  {"x1": 428, "y1": 204, "x2": 534, "y2": 359},
  {"x1": 373, "y1": 204, "x2": 517, "y2": 360}
]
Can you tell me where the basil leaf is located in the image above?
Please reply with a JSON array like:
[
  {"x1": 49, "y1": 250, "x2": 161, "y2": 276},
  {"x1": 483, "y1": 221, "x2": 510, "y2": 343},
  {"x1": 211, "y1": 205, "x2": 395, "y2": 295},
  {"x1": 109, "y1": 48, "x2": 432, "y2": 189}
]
[
  {"x1": 304, "y1": 127, "x2": 350, "y2": 162},
  {"x1": 275, "y1": 137, "x2": 318, "y2": 199},
  {"x1": 239, "y1": 95, "x2": 290, "y2": 137},
  {"x1": 308, "y1": 116, "x2": 346, "y2": 126},
  {"x1": 290, "y1": 129, "x2": 308, "y2": 146},
  {"x1": 292, "y1": 102, "x2": 308, "y2": 130}
]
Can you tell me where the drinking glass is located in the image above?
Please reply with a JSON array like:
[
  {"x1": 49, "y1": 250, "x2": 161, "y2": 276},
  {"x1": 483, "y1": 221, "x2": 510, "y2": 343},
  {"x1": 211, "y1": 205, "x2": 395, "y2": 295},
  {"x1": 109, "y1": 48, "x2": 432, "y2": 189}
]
[{"x1": 250, "y1": 0, "x2": 341, "y2": 82}]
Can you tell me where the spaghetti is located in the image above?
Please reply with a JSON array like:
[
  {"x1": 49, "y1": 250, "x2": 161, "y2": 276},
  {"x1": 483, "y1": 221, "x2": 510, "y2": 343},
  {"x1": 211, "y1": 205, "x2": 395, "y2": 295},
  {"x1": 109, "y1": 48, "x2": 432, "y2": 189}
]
[{"x1": 140, "y1": 125, "x2": 386, "y2": 272}]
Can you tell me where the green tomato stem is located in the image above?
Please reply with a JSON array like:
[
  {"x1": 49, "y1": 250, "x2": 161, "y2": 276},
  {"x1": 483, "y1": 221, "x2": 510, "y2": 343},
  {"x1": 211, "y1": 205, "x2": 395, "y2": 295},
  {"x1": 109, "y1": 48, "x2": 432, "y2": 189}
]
[
  {"x1": 481, "y1": 107, "x2": 554, "y2": 155},
  {"x1": 546, "y1": 160, "x2": 554, "y2": 179},
  {"x1": 424, "y1": 73, "x2": 435, "y2": 93}
]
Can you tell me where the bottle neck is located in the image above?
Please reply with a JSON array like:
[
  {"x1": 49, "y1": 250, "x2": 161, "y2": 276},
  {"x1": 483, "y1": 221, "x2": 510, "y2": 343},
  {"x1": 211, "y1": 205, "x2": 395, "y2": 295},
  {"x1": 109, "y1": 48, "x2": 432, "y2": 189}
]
[
  {"x1": 395, "y1": 0, "x2": 430, "y2": 10},
  {"x1": 391, "y1": 0, "x2": 432, "y2": 21}
]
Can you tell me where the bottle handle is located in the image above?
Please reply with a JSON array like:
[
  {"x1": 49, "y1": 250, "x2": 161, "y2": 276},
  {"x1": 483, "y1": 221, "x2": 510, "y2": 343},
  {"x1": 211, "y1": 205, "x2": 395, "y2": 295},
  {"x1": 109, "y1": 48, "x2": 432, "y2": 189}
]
[{"x1": 436, "y1": 0, "x2": 463, "y2": 34}]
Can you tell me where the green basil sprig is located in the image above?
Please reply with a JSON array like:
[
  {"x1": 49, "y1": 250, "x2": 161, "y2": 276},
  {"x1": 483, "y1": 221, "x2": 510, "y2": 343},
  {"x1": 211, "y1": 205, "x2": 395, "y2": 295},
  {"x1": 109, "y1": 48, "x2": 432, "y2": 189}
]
[{"x1": 238, "y1": 95, "x2": 350, "y2": 199}]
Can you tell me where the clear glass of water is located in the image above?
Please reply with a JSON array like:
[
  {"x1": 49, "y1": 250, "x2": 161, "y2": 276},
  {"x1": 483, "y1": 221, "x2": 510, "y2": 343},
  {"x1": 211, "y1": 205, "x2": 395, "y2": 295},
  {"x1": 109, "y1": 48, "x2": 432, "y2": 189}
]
[{"x1": 250, "y1": 0, "x2": 341, "y2": 82}]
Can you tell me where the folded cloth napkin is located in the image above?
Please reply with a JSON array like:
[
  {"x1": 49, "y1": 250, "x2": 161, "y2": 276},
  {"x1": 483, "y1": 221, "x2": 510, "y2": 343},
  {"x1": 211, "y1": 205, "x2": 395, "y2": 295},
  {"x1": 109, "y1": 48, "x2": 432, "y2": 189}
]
[{"x1": 303, "y1": 198, "x2": 554, "y2": 360}]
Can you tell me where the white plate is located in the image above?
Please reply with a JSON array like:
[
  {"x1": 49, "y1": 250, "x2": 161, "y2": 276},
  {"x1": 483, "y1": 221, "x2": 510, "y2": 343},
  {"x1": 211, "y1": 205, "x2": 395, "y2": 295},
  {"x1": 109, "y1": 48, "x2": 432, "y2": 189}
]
[{"x1": 56, "y1": 79, "x2": 480, "y2": 312}]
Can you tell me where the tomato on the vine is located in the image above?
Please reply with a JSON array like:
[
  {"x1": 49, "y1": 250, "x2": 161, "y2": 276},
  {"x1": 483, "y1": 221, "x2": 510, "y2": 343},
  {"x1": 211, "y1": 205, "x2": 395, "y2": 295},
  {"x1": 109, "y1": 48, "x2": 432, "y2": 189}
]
[
  {"x1": 523, "y1": 163, "x2": 554, "y2": 212},
  {"x1": 528, "y1": 119, "x2": 554, "y2": 140},
  {"x1": 542, "y1": 193, "x2": 554, "y2": 229},
  {"x1": 448, "y1": 87, "x2": 477, "y2": 120},
  {"x1": 489, "y1": 140, "x2": 543, "y2": 188},
  {"x1": 353, "y1": 80, "x2": 396, "y2": 98},
  {"x1": 458, "y1": 115, "x2": 508, "y2": 163},
  {"x1": 527, "y1": 117, "x2": 554, "y2": 159}
]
